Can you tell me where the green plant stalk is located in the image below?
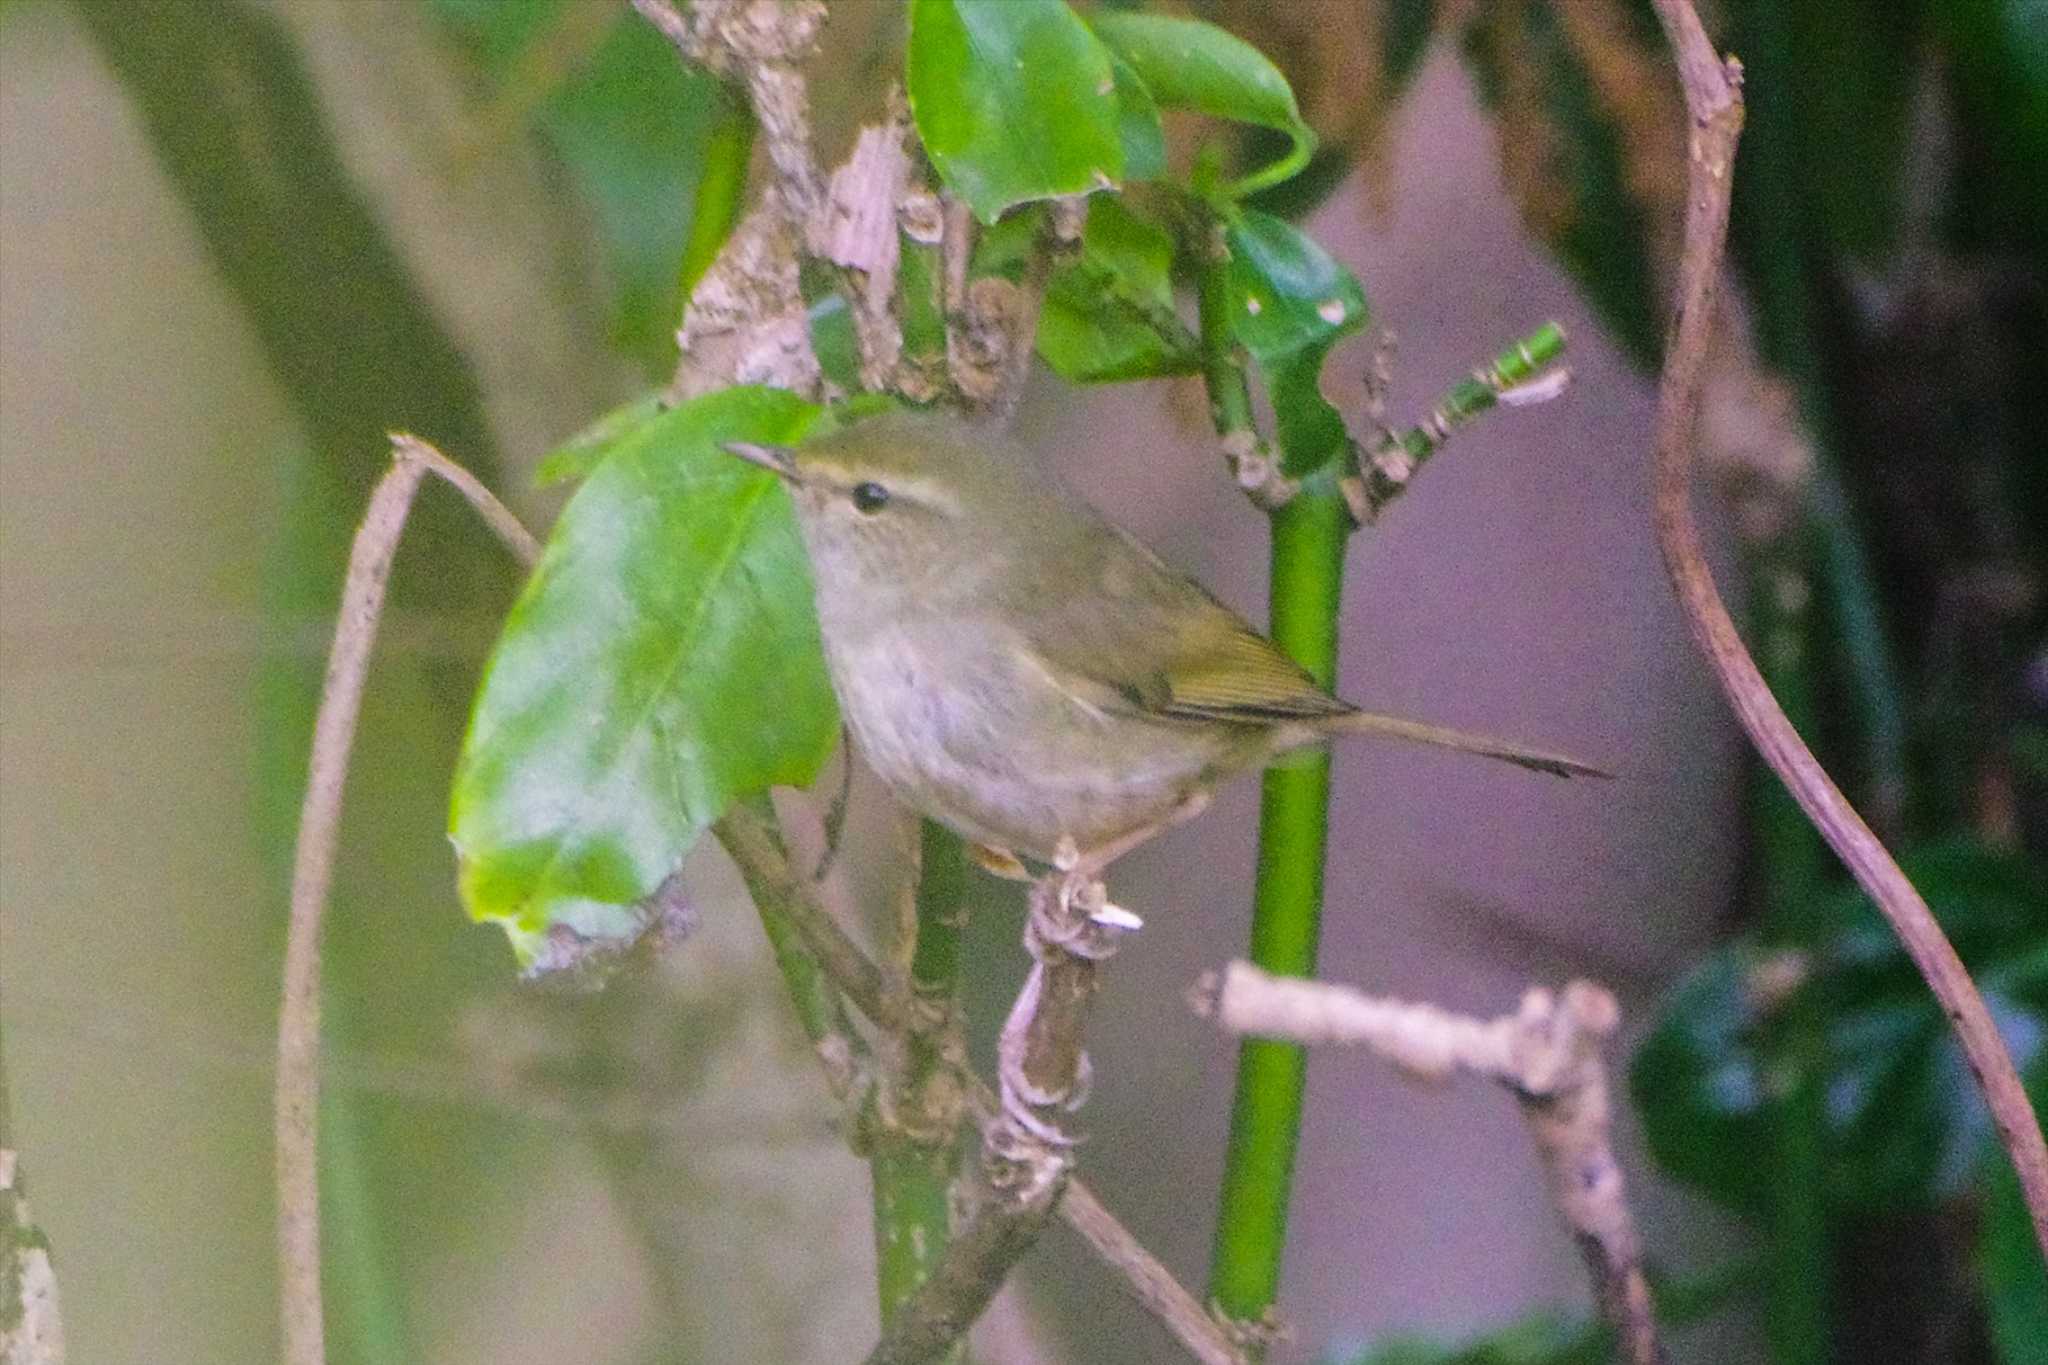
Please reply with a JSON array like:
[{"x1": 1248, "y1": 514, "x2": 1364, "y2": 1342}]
[
  {"x1": 870, "y1": 822, "x2": 970, "y2": 1361},
  {"x1": 1209, "y1": 492, "x2": 1349, "y2": 1324},
  {"x1": 678, "y1": 88, "x2": 756, "y2": 304},
  {"x1": 1361, "y1": 324, "x2": 1566, "y2": 514}
]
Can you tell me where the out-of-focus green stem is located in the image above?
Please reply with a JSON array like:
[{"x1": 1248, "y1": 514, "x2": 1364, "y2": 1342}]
[
  {"x1": 1746, "y1": 526, "x2": 1832, "y2": 1365},
  {"x1": 677, "y1": 87, "x2": 755, "y2": 304},
  {"x1": 1208, "y1": 493, "x2": 1349, "y2": 1326},
  {"x1": 1728, "y1": 0, "x2": 1907, "y2": 835}
]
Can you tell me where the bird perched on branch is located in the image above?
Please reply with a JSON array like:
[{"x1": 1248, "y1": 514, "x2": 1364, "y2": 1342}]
[{"x1": 727, "y1": 411, "x2": 1604, "y2": 876}]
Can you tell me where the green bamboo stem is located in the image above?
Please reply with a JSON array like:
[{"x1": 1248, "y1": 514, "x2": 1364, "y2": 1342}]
[{"x1": 1208, "y1": 494, "x2": 1349, "y2": 1326}]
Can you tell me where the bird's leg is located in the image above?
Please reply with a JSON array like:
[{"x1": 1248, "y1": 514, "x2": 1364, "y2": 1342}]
[{"x1": 1070, "y1": 789, "x2": 1213, "y2": 879}]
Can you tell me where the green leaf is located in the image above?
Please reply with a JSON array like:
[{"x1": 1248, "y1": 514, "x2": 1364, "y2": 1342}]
[
  {"x1": 1090, "y1": 11, "x2": 1313, "y2": 197},
  {"x1": 1332, "y1": 1313, "x2": 1594, "y2": 1365},
  {"x1": 906, "y1": 0, "x2": 1123, "y2": 224},
  {"x1": 1631, "y1": 840, "x2": 2048, "y2": 1214},
  {"x1": 1041, "y1": 197, "x2": 1199, "y2": 382},
  {"x1": 1110, "y1": 52, "x2": 1168, "y2": 183},
  {"x1": 1983, "y1": 1063, "x2": 2048, "y2": 1365},
  {"x1": 450, "y1": 387, "x2": 840, "y2": 976},
  {"x1": 1224, "y1": 209, "x2": 1368, "y2": 477},
  {"x1": 534, "y1": 392, "x2": 668, "y2": 486},
  {"x1": 1459, "y1": 4, "x2": 1663, "y2": 368}
]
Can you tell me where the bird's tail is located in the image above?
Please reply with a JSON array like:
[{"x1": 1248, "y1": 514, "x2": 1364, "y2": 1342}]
[{"x1": 1319, "y1": 710, "x2": 1613, "y2": 779}]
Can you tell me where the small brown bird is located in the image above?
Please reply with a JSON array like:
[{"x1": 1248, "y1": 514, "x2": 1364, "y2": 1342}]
[{"x1": 728, "y1": 412, "x2": 1604, "y2": 874}]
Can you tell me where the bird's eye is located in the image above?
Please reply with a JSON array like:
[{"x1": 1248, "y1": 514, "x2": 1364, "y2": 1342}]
[{"x1": 851, "y1": 481, "x2": 891, "y2": 514}]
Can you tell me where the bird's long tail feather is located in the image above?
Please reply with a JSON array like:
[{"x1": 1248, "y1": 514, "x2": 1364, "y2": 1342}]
[{"x1": 1323, "y1": 710, "x2": 1613, "y2": 779}]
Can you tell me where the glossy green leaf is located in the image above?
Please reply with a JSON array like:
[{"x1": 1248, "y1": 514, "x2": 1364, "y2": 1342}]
[
  {"x1": 906, "y1": 0, "x2": 1123, "y2": 224},
  {"x1": 1983, "y1": 1063, "x2": 2048, "y2": 1365},
  {"x1": 450, "y1": 386, "x2": 839, "y2": 976},
  {"x1": 1632, "y1": 841, "x2": 2048, "y2": 1214},
  {"x1": 1225, "y1": 208, "x2": 1368, "y2": 477},
  {"x1": 1459, "y1": 4, "x2": 1662, "y2": 368},
  {"x1": 1090, "y1": 11, "x2": 1312, "y2": 196}
]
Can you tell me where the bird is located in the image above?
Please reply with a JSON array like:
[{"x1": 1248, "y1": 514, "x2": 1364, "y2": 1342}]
[{"x1": 725, "y1": 410, "x2": 1605, "y2": 877}]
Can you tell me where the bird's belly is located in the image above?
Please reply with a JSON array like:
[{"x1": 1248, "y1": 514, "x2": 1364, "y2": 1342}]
[{"x1": 825, "y1": 625, "x2": 1227, "y2": 861}]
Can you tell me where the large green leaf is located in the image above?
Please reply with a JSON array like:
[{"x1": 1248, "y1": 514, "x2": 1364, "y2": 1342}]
[
  {"x1": 1224, "y1": 209, "x2": 1369, "y2": 478},
  {"x1": 906, "y1": 0, "x2": 1124, "y2": 224},
  {"x1": 1089, "y1": 11, "x2": 1312, "y2": 196},
  {"x1": 449, "y1": 387, "x2": 839, "y2": 976},
  {"x1": 1632, "y1": 841, "x2": 2048, "y2": 1214}
]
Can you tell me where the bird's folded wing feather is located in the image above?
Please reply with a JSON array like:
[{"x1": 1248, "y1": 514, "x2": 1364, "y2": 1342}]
[{"x1": 1014, "y1": 525, "x2": 1353, "y2": 725}]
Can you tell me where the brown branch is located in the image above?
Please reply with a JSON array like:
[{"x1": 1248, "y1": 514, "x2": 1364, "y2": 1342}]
[
  {"x1": 275, "y1": 437, "x2": 536, "y2": 1365},
  {"x1": 1205, "y1": 962, "x2": 1662, "y2": 1365},
  {"x1": 1644, "y1": 0, "x2": 2048, "y2": 1253}
]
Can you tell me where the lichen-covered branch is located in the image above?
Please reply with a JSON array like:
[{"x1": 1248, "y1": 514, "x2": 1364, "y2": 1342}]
[{"x1": 1205, "y1": 961, "x2": 1664, "y2": 1365}]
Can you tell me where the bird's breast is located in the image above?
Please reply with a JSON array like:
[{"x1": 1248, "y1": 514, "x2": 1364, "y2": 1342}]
[{"x1": 819, "y1": 615, "x2": 1242, "y2": 860}]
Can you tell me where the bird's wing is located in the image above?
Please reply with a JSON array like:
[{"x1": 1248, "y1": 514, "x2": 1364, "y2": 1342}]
[{"x1": 1016, "y1": 525, "x2": 1353, "y2": 725}]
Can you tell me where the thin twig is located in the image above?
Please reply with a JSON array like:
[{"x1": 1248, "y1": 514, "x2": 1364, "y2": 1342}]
[
  {"x1": 1343, "y1": 323, "x2": 1570, "y2": 525},
  {"x1": 275, "y1": 438, "x2": 537, "y2": 1365},
  {"x1": 1644, "y1": 0, "x2": 2048, "y2": 1253},
  {"x1": 1205, "y1": 962, "x2": 1663, "y2": 1365},
  {"x1": 984, "y1": 197, "x2": 1086, "y2": 420}
]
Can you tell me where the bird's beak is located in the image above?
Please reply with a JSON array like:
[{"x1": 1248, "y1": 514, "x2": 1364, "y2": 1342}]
[{"x1": 722, "y1": 441, "x2": 800, "y2": 482}]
